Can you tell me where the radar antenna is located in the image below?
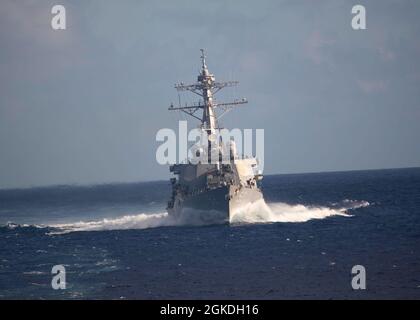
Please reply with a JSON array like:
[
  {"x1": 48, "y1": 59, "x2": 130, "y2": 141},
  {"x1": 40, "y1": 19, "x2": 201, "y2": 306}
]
[{"x1": 169, "y1": 49, "x2": 248, "y2": 134}]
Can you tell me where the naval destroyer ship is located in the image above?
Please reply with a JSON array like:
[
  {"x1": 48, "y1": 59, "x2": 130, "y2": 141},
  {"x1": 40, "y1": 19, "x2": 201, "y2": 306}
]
[{"x1": 167, "y1": 50, "x2": 265, "y2": 223}]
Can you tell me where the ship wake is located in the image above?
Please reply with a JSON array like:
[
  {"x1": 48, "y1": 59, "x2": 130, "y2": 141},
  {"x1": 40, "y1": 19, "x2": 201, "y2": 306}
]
[
  {"x1": 46, "y1": 199, "x2": 369, "y2": 234},
  {"x1": 49, "y1": 212, "x2": 173, "y2": 234},
  {"x1": 230, "y1": 199, "x2": 370, "y2": 224}
]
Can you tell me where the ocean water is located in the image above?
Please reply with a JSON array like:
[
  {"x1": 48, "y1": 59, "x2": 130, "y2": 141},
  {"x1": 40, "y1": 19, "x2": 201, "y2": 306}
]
[{"x1": 0, "y1": 168, "x2": 419, "y2": 299}]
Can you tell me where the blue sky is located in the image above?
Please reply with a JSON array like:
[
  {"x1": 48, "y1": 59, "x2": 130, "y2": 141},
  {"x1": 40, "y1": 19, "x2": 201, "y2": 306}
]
[{"x1": 1, "y1": 0, "x2": 419, "y2": 188}]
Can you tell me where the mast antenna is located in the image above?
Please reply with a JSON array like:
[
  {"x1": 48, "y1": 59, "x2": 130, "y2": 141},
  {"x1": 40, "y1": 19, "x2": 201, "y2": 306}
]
[
  {"x1": 200, "y1": 48, "x2": 207, "y2": 69},
  {"x1": 169, "y1": 50, "x2": 248, "y2": 130}
]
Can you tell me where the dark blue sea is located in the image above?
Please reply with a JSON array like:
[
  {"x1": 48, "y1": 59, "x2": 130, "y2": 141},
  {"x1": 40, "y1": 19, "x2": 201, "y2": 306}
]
[{"x1": 1, "y1": 168, "x2": 419, "y2": 299}]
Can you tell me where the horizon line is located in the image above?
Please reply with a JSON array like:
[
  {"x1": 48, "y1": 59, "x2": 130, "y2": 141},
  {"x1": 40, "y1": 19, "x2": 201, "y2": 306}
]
[{"x1": 1, "y1": 165, "x2": 419, "y2": 192}]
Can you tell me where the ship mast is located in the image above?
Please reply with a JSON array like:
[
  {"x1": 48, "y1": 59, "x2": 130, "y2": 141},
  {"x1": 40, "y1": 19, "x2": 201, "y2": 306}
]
[{"x1": 169, "y1": 49, "x2": 248, "y2": 135}]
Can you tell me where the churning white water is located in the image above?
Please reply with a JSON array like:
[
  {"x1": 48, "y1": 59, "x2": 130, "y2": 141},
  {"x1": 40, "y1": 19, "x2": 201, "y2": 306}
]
[
  {"x1": 48, "y1": 199, "x2": 369, "y2": 234},
  {"x1": 230, "y1": 199, "x2": 369, "y2": 223}
]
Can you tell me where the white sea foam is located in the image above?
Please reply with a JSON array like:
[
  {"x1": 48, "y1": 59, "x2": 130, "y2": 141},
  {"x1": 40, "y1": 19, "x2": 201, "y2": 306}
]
[
  {"x1": 49, "y1": 212, "x2": 173, "y2": 234},
  {"x1": 48, "y1": 199, "x2": 370, "y2": 234},
  {"x1": 229, "y1": 199, "x2": 368, "y2": 224},
  {"x1": 48, "y1": 208, "x2": 225, "y2": 234}
]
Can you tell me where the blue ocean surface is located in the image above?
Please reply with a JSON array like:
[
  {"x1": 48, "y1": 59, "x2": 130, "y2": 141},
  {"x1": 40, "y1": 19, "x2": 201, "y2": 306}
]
[{"x1": 0, "y1": 168, "x2": 419, "y2": 299}]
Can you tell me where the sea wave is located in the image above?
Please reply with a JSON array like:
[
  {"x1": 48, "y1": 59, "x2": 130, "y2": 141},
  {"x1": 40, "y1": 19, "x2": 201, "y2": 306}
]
[
  {"x1": 49, "y1": 212, "x2": 173, "y2": 234},
  {"x1": 1, "y1": 199, "x2": 370, "y2": 234},
  {"x1": 230, "y1": 199, "x2": 370, "y2": 224},
  {"x1": 1, "y1": 222, "x2": 44, "y2": 230}
]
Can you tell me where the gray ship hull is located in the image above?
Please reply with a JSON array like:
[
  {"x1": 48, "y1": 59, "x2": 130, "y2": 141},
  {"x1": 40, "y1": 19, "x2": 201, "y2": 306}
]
[{"x1": 168, "y1": 185, "x2": 264, "y2": 224}]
